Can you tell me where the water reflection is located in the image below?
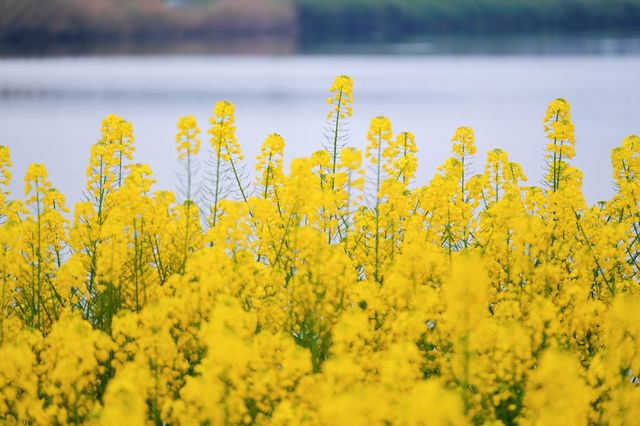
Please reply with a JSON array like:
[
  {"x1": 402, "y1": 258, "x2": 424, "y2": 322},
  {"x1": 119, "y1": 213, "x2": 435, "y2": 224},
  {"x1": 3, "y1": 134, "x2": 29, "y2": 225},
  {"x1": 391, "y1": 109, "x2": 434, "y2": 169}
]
[
  {"x1": 305, "y1": 33, "x2": 640, "y2": 56},
  {"x1": 2, "y1": 33, "x2": 640, "y2": 57},
  {"x1": 0, "y1": 38, "x2": 638, "y2": 208}
]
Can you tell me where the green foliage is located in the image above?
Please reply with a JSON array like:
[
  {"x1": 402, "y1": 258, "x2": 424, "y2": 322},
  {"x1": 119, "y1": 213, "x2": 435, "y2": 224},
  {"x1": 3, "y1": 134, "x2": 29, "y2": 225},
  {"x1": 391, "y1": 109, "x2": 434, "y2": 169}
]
[
  {"x1": 1, "y1": 0, "x2": 639, "y2": 47},
  {"x1": 296, "y1": 0, "x2": 640, "y2": 40}
]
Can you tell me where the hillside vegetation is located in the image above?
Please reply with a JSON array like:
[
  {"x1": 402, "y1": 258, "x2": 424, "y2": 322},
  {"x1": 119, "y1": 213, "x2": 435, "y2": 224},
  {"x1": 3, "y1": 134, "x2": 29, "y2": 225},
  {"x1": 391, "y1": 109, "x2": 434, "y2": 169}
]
[{"x1": 1, "y1": 0, "x2": 639, "y2": 45}]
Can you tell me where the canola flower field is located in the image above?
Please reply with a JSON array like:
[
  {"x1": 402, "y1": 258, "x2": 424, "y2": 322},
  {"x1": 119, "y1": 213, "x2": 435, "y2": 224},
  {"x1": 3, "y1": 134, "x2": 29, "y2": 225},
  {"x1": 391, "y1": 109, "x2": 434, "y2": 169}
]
[{"x1": 0, "y1": 76, "x2": 639, "y2": 425}]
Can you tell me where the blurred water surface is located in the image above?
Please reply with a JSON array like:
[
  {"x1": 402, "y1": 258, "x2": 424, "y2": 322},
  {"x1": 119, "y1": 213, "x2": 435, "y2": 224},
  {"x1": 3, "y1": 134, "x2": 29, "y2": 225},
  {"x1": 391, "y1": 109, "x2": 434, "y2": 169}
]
[{"x1": 1, "y1": 43, "x2": 639, "y2": 205}]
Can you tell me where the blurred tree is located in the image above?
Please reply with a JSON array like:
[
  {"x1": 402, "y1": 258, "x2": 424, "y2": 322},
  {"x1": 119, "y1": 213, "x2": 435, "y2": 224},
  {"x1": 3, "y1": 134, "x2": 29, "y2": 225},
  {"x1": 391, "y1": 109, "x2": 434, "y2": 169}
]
[{"x1": 1, "y1": 0, "x2": 639, "y2": 46}]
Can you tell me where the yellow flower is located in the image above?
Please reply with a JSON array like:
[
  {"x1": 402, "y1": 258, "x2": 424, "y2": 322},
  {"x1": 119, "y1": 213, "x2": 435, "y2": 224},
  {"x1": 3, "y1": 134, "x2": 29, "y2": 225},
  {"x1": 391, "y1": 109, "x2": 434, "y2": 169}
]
[
  {"x1": 451, "y1": 126, "x2": 476, "y2": 158},
  {"x1": 326, "y1": 75, "x2": 354, "y2": 121},
  {"x1": 521, "y1": 350, "x2": 591, "y2": 426},
  {"x1": 208, "y1": 100, "x2": 242, "y2": 161},
  {"x1": 543, "y1": 98, "x2": 576, "y2": 191},
  {"x1": 2, "y1": 76, "x2": 639, "y2": 426},
  {"x1": 176, "y1": 115, "x2": 201, "y2": 161}
]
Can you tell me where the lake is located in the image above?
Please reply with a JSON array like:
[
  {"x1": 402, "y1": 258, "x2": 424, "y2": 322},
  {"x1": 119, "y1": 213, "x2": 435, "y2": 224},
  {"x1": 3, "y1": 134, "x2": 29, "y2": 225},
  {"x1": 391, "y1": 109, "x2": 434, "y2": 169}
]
[{"x1": 1, "y1": 43, "x2": 639, "y2": 206}]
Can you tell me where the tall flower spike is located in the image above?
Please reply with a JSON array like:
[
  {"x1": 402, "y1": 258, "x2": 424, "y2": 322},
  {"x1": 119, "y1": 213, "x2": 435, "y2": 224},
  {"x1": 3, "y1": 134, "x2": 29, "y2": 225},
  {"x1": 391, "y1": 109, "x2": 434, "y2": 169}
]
[
  {"x1": 0, "y1": 146, "x2": 12, "y2": 216},
  {"x1": 543, "y1": 98, "x2": 575, "y2": 192},
  {"x1": 384, "y1": 131, "x2": 418, "y2": 185},
  {"x1": 21, "y1": 163, "x2": 69, "y2": 330},
  {"x1": 451, "y1": 126, "x2": 476, "y2": 200},
  {"x1": 0, "y1": 146, "x2": 11, "y2": 188},
  {"x1": 365, "y1": 116, "x2": 393, "y2": 284},
  {"x1": 451, "y1": 126, "x2": 476, "y2": 160},
  {"x1": 176, "y1": 115, "x2": 201, "y2": 203},
  {"x1": 205, "y1": 101, "x2": 249, "y2": 227},
  {"x1": 325, "y1": 75, "x2": 354, "y2": 190},
  {"x1": 611, "y1": 135, "x2": 640, "y2": 191},
  {"x1": 24, "y1": 163, "x2": 51, "y2": 205},
  {"x1": 484, "y1": 149, "x2": 509, "y2": 202},
  {"x1": 99, "y1": 114, "x2": 135, "y2": 188},
  {"x1": 208, "y1": 101, "x2": 243, "y2": 163},
  {"x1": 256, "y1": 133, "x2": 285, "y2": 199},
  {"x1": 176, "y1": 115, "x2": 201, "y2": 161},
  {"x1": 176, "y1": 115, "x2": 202, "y2": 272},
  {"x1": 338, "y1": 146, "x2": 365, "y2": 244},
  {"x1": 366, "y1": 116, "x2": 393, "y2": 200},
  {"x1": 327, "y1": 75, "x2": 354, "y2": 122}
]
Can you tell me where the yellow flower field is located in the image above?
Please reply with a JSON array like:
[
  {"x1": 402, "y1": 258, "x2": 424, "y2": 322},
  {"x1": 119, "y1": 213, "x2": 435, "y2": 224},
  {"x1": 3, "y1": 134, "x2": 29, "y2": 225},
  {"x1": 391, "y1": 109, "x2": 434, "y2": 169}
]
[{"x1": 0, "y1": 75, "x2": 639, "y2": 425}]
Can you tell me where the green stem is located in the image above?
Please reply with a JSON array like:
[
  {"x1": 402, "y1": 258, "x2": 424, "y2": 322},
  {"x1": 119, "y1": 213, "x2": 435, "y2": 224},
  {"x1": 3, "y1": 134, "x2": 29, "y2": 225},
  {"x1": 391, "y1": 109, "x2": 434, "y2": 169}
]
[
  {"x1": 374, "y1": 129, "x2": 382, "y2": 284},
  {"x1": 330, "y1": 90, "x2": 343, "y2": 191}
]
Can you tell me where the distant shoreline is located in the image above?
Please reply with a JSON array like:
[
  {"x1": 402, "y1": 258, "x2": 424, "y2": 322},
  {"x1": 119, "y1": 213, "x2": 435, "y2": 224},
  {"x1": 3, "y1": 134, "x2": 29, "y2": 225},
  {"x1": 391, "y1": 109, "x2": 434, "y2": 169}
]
[
  {"x1": 2, "y1": 0, "x2": 640, "y2": 56},
  {"x1": 2, "y1": 31, "x2": 640, "y2": 58}
]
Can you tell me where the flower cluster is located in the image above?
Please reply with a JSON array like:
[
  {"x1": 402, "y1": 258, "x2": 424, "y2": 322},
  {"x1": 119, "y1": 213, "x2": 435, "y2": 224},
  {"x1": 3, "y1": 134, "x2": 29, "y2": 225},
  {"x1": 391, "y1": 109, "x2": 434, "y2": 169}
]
[
  {"x1": 176, "y1": 115, "x2": 202, "y2": 161},
  {"x1": 326, "y1": 75, "x2": 354, "y2": 122},
  {"x1": 0, "y1": 77, "x2": 638, "y2": 425}
]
